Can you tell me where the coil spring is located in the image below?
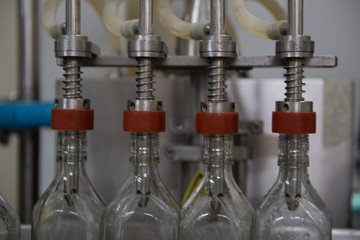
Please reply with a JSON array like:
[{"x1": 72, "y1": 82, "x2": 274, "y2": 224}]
[
  {"x1": 63, "y1": 60, "x2": 83, "y2": 98},
  {"x1": 208, "y1": 59, "x2": 227, "y2": 102},
  {"x1": 284, "y1": 59, "x2": 305, "y2": 101},
  {"x1": 136, "y1": 59, "x2": 155, "y2": 100}
]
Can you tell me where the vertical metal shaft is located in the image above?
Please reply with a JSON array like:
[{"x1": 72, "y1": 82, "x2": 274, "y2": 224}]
[
  {"x1": 136, "y1": 0, "x2": 155, "y2": 101},
  {"x1": 210, "y1": 0, "x2": 225, "y2": 36},
  {"x1": 66, "y1": 0, "x2": 81, "y2": 35},
  {"x1": 284, "y1": 0, "x2": 305, "y2": 102},
  {"x1": 283, "y1": 134, "x2": 303, "y2": 211},
  {"x1": 288, "y1": 0, "x2": 303, "y2": 36},
  {"x1": 18, "y1": 0, "x2": 39, "y2": 224},
  {"x1": 64, "y1": 0, "x2": 82, "y2": 99},
  {"x1": 208, "y1": 0, "x2": 227, "y2": 103},
  {"x1": 139, "y1": 0, "x2": 153, "y2": 35}
]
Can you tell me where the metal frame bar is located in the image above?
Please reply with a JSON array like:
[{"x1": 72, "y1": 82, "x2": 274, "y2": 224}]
[
  {"x1": 18, "y1": 0, "x2": 39, "y2": 223},
  {"x1": 76, "y1": 55, "x2": 338, "y2": 69}
]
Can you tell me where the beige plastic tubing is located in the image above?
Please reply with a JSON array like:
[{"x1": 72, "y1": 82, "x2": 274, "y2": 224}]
[
  {"x1": 232, "y1": 0, "x2": 287, "y2": 40},
  {"x1": 40, "y1": 0, "x2": 122, "y2": 54},
  {"x1": 102, "y1": 0, "x2": 139, "y2": 39},
  {"x1": 40, "y1": 0, "x2": 63, "y2": 39},
  {"x1": 155, "y1": 0, "x2": 209, "y2": 40}
]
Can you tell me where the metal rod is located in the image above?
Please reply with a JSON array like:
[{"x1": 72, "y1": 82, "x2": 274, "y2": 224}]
[
  {"x1": 211, "y1": 0, "x2": 225, "y2": 35},
  {"x1": 139, "y1": 0, "x2": 153, "y2": 35},
  {"x1": 18, "y1": 0, "x2": 39, "y2": 223},
  {"x1": 288, "y1": 0, "x2": 303, "y2": 36},
  {"x1": 64, "y1": 0, "x2": 82, "y2": 99},
  {"x1": 66, "y1": 0, "x2": 81, "y2": 35}
]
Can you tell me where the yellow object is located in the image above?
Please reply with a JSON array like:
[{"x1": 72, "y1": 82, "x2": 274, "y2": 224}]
[{"x1": 181, "y1": 170, "x2": 204, "y2": 206}]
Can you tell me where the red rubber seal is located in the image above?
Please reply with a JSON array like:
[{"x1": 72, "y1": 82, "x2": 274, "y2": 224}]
[
  {"x1": 272, "y1": 112, "x2": 316, "y2": 134},
  {"x1": 196, "y1": 112, "x2": 239, "y2": 134},
  {"x1": 51, "y1": 109, "x2": 94, "y2": 130},
  {"x1": 123, "y1": 110, "x2": 166, "y2": 132}
]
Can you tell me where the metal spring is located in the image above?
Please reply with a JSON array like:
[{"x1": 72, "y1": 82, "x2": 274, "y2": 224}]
[
  {"x1": 284, "y1": 59, "x2": 305, "y2": 101},
  {"x1": 63, "y1": 60, "x2": 83, "y2": 98},
  {"x1": 136, "y1": 59, "x2": 155, "y2": 100},
  {"x1": 208, "y1": 59, "x2": 227, "y2": 102}
]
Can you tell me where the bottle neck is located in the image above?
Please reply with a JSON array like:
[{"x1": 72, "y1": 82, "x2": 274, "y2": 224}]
[
  {"x1": 203, "y1": 134, "x2": 234, "y2": 210},
  {"x1": 278, "y1": 134, "x2": 309, "y2": 174},
  {"x1": 129, "y1": 132, "x2": 160, "y2": 207},
  {"x1": 203, "y1": 134, "x2": 233, "y2": 168},
  {"x1": 56, "y1": 130, "x2": 87, "y2": 164},
  {"x1": 277, "y1": 134, "x2": 309, "y2": 210}
]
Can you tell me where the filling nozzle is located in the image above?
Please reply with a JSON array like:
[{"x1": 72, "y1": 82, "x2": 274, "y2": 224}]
[
  {"x1": 124, "y1": 0, "x2": 167, "y2": 208},
  {"x1": 135, "y1": 159, "x2": 151, "y2": 208},
  {"x1": 273, "y1": 0, "x2": 316, "y2": 210},
  {"x1": 196, "y1": 0, "x2": 238, "y2": 211},
  {"x1": 52, "y1": 0, "x2": 96, "y2": 205}
]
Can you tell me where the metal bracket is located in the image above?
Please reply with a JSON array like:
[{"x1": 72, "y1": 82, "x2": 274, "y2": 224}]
[{"x1": 76, "y1": 55, "x2": 337, "y2": 69}]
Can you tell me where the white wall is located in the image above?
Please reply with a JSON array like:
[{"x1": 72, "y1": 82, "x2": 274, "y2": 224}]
[{"x1": 0, "y1": 1, "x2": 19, "y2": 213}]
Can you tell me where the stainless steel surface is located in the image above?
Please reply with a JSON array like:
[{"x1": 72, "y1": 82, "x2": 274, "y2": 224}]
[
  {"x1": 54, "y1": 98, "x2": 91, "y2": 110},
  {"x1": 288, "y1": 0, "x2": 303, "y2": 36},
  {"x1": 199, "y1": 35, "x2": 237, "y2": 58},
  {"x1": 276, "y1": 35, "x2": 314, "y2": 59},
  {"x1": 332, "y1": 229, "x2": 360, "y2": 240},
  {"x1": 210, "y1": 0, "x2": 225, "y2": 36},
  {"x1": 139, "y1": 0, "x2": 153, "y2": 35},
  {"x1": 275, "y1": 101, "x2": 313, "y2": 112},
  {"x1": 128, "y1": 35, "x2": 166, "y2": 59},
  {"x1": 18, "y1": 0, "x2": 39, "y2": 224},
  {"x1": 127, "y1": 99, "x2": 163, "y2": 111},
  {"x1": 200, "y1": 101, "x2": 235, "y2": 113},
  {"x1": 66, "y1": 0, "x2": 80, "y2": 35},
  {"x1": 55, "y1": 35, "x2": 100, "y2": 58},
  {"x1": 78, "y1": 55, "x2": 338, "y2": 69},
  {"x1": 19, "y1": 225, "x2": 360, "y2": 240}
]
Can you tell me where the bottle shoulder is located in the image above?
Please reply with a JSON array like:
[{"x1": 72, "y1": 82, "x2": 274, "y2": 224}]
[
  {"x1": 105, "y1": 175, "x2": 180, "y2": 220},
  {"x1": 256, "y1": 180, "x2": 331, "y2": 225},
  {"x1": 0, "y1": 194, "x2": 20, "y2": 230},
  {"x1": 33, "y1": 177, "x2": 106, "y2": 223},
  {"x1": 181, "y1": 177, "x2": 254, "y2": 223}
]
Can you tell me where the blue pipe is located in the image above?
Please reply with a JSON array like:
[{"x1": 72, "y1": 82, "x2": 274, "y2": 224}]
[{"x1": 0, "y1": 101, "x2": 53, "y2": 128}]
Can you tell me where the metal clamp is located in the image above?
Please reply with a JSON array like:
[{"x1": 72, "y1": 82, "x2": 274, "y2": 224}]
[
  {"x1": 275, "y1": 101, "x2": 313, "y2": 113},
  {"x1": 54, "y1": 98, "x2": 91, "y2": 110},
  {"x1": 55, "y1": 35, "x2": 100, "y2": 58},
  {"x1": 127, "y1": 99, "x2": 163, "y2": 111},
  {"x1": 200, "y1": 35, "x2": 237, "y2": 58},
  {"x1": 128, "y1": 35, "x2": 167, "y2": 59},
  {"x1": 200, "y1": 102, "x2": 235, "y2": 113},
  {"x1": 276, "y1": 35, "x2": 314, "y2": 59}
]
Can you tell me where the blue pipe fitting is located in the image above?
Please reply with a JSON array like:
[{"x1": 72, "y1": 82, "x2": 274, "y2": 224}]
[{"x1": 0, "y1": 101, "x2": 53, "y2": 129}]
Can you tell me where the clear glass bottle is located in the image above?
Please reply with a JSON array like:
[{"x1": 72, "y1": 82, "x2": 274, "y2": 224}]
[
  {"x1": 32, "y1": 131, "x2": 105, "y2": 240},
  {"x1": 255, "y1": 134, "x2": 332, "y2": 240},
  {"x1": 100, "y1": 132, "x2": 180, "y2": 240},
  {"x1": 0, "y1": 194, "x2": 20, "y2": 240},
  {"x1": 180, "y1": 134, "x2": 254, "y2": 240}
]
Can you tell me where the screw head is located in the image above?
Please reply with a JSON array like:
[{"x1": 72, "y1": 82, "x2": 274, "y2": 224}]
[{"x1": 201, "y1": 104, "x2": 208, "y2": 112}]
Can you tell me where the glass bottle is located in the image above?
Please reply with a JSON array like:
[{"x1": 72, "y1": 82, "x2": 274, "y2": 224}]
[
  {"x1": 180, "y1": 134, "x2": 254, "y2": 240},
  {"x1": 100, "y1": 132, "x2": 180, "y2": 240},
  {"x1": 255, "y1": 134, "x2": 332, "y2": 240},
  {"x1": 0, "y1": 194, "x2": 20, "y2": 240},
  {"x1": 32, "y1": 131, "x2": 105, "y2": 240}
]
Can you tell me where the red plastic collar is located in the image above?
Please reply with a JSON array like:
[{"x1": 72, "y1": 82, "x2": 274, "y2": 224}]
[
  {"x1": 51, "y1": 109, "x2": 94, "y2": 130},
  {"x1": 123, "y1": 110, "x2": 166, "y2": 132},
  {"x1": 272, "y1": 111, "x2": 316, "y2": 134},
  {"x1": 196, "y1": 112, "x2": 239, "y2": 134}
]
